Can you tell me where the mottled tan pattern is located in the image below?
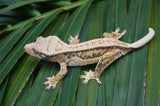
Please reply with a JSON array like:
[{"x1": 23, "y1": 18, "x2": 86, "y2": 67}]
[{"x1": 24, "y1": 28, "x2": 154, "y2": 90}]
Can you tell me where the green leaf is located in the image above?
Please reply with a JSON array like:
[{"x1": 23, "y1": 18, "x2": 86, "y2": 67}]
[
  {"x1": 15, "y1": 13, "x2": 68, "y2": 106},
  {"x1": 22, "y1": 1, "x2": 92, "y2": 105},
  {"x1": 103, "y1": 0, "x2": 127, "y2": 106},
  {"x1": 0, "y1": 24, "x2": 11, "y2": 31},
  {"x1": 112, "y1": 0, "x2": 150, "y2": 106},
  {"x1": 0, "y1": 76, "x2": 9, "y2": 104},
  {"x1": 146, "y1": 0, "x2": 160, "y2": 105},
  {"x1": 15, "y1": 76, "x2": 33, "y2": 106},
  {"x1": 0, "y1": 0, "x2": 158, "y2": 105},
  {"x1": 0, "y1": 9, "x2": 61, "y2": 84},
  {"x1": 40, "y1": 13, "x2": 69, "y2": 37},
  {"x1": 24, "y1": 61, "x2": 59, "y2": 105},
  {"x1": 0, "y1": 21, "x2": 33, "y2": 62},
  {"x1": 0, "y1": 0, "x2": 48, "y2": 15},
  {"x1": 126, "y1": 0, "x2": 150, "y2": 105},
  {"x1": 57, "y1": 1, "x2": 92, "y2": 106},
  {"x1": 0, "y1": 0, "x2": 87, "y2": 34},
  {"x1": 54, "y1": 1, "x2": 71, "y2": 6},
  {"x1": 1, "y1": 55, "x2": 39, "y2": 106},
  {"x1": 75, "y1": 1, "x2": 106, "y2": 106}
]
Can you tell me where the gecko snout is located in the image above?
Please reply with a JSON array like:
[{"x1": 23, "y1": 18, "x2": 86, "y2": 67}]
[{"x1": 24, "y1": 44, "x2": 34, "y2": 55}]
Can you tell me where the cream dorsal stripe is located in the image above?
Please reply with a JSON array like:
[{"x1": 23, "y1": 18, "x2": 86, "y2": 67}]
[{"x1": 130, "y1": 28, "x2": 155, "y2": 48}]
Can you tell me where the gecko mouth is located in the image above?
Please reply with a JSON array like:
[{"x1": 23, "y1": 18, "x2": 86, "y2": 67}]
[
  {"x1": 33, "y1": 48, "x2": 45, "y2": 58},
  {"x1": 33, "y1": 48, "x2": 50, "y2": 60}
]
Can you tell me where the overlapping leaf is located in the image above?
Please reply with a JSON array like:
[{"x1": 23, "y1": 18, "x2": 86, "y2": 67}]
[
  {"x1": 0, "y1": 21, "x2": 33, "y2": 62},
  {"x1": 0, "y1": 0, "x2": 48, "y2": 14},
  {"x1": 1, "y1": 55, "x2": 39, "y2": 106},
  {"x1": 0, "y1": 9, "x2": 61, "y2": 84}
]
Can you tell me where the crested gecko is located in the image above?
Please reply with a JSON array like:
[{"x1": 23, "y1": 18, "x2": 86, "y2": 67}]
[{"x1": 24, "y1": 28, "x2": 155, "y2": 90}]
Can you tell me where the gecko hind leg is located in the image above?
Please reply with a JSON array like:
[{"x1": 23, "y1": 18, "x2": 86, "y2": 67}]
[
  {"x1": 103, "y1": 27, "x2": 126, "y2": 39},
  {"x1": 80, "y1": 52, "x2": 113, "y2": 84},
  {"x1": 68, "y1": 33, "x2": 80, "y2": 44},
  {"x1": 80, "y1": 49, "x2": 125, "y2": 84},
  {"x1": 43, "y1": 62, "x2": 67, "y2": 90}
]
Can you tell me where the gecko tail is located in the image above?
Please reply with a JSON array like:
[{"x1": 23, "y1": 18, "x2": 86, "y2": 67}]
[{"x1": 130, "y1": 28, "x2": 155, "y2": 49}]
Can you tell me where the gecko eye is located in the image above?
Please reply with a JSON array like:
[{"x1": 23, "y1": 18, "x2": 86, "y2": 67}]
[{"x1": 36, "y1": 36, "x2": 43, "y2": 41}]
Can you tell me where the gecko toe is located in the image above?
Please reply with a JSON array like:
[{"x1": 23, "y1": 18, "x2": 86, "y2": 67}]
[
  {"x1": 96, "y1": 78, "x2": 102, "y2": 84},
  {"x1": 79, "y1": 75, "x2": 86, "y2": 78},
  {"x1": 45, "y1": 85, "x2": 51, "y2": 90},
  {"x1": 43, "y1": 81, "x2": 49, "y2": 85},
  {"x1": 82, "y1": 79, "x2": 89, "y2": 84}
]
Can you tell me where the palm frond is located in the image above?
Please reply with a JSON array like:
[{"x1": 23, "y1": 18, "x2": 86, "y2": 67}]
[{"x1": 0, "y1": 0, "x2": 159, "y2": 106}]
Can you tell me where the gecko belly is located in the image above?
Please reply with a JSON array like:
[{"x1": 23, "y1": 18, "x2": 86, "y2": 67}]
[{"x1": 67, "y1": 56, "x2": 99, "y2": 66}]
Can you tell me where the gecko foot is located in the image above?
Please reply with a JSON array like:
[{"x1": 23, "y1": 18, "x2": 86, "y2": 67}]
[
  {"x1": 68, "y1": 33, "x2": 80, "y2": 44},
  {"x1": 103, "y1": 27, "x2": 126, "y2": 39},
  {"x1": 43, "y1": 75, "x2": 58, "y2": 90},
  {"x1": 112, "y1": 27, "x2": 126, "y2": 36},
  {"x1": 79, "y1": 70, "x2": 102, "y2": 84}
]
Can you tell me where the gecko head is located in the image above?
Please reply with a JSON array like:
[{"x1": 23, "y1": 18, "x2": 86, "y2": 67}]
[
  {"x1": 24, "y1": 36, "x2": 52, "y2": 59},
  {"x1": 24, "y1": 36, "x2": 66, "y2": 59}
]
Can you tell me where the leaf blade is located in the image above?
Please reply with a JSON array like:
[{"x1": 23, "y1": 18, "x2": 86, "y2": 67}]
[
  {"x1": 0, "y1": 9, "x2": 61, "y2": 84},
  {"x1": 146, "y1": 0, "x2": 160, "y2": 105},
  {"x1": 0, "y1": 21, "x2": 33, "y2": 62},
  {"x1": 1, "y1": 55, "x2": 39, "y2": 106},
  {"x1": 0, "y1": 0, "x2": 48, "y2": 15}
]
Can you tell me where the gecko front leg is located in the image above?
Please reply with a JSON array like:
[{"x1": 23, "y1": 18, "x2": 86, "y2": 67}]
[
  {"x1": 43, "y1": 62, "x2": 67, "y2": 90},
  {"x1": 68, "y1": 33, "x2": 80, "y2": 44},
  {"x1": 80, "y1": 49, "x2": 129, "y2": 84},
  {"x1": 103, "y1": 27, "x2": 126, "y2": 39}
]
